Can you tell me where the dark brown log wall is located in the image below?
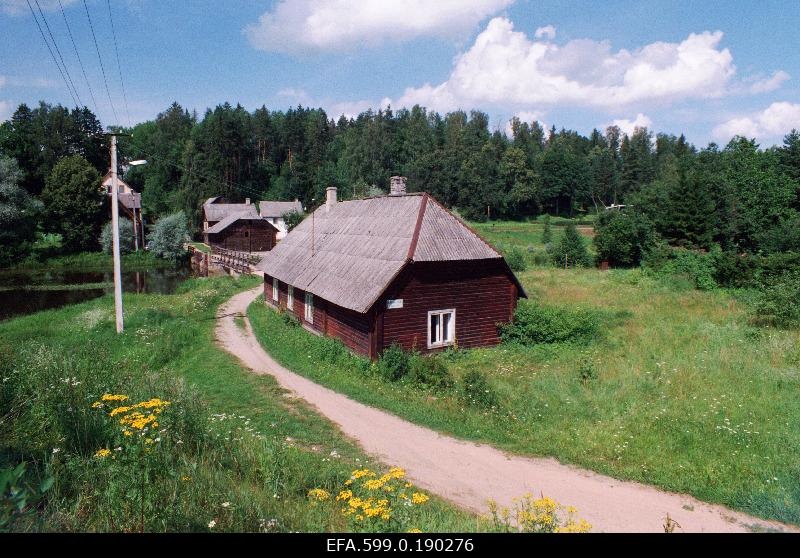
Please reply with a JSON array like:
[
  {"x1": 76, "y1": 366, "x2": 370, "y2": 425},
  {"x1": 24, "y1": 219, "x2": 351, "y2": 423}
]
[
  {"x1": 209, "y1": 221, "x2": 276, "y2": 252},
  {"x1": 378, "y1": 260, "x2": 517, "y2": 354}
]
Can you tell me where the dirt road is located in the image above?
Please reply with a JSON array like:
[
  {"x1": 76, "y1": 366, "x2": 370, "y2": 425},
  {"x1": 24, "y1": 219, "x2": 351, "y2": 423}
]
[{"x1": 216, "y1": 286, "x2": 795, "y2": 533}]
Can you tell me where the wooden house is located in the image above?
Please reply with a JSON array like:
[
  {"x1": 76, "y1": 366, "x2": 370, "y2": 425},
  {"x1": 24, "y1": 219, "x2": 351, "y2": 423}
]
[
  {"x1": 101, "y1": 171, "x2": 144, "y2": 249},
  {"x1": 204, "y1": 212, "x2": 278, "y2": 252},
  {"x1": 202, "y1": 197, "x2": 258, "y2": 232},
  {"x1": 257, "y1": 177, "x2": 526, "y2": 359},
  {"x1": 259, "y1": 200, "x2": 303, "y2": 240}
]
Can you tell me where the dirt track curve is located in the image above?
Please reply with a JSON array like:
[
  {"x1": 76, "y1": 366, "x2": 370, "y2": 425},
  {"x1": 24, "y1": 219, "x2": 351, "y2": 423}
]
[{"x1": 216, "y1": 286, "x2": 796, "y2": 533}]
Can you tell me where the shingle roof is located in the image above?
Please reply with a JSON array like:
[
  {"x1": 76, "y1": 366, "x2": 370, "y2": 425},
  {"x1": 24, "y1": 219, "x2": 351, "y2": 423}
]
[
  {"x1": 118, "y1": 192, "x2": 141, "y2": 210},
  {"x1": 259, "y1": 200, "x2": 303, "y2": 218},
  {"x1": 205, "y1": 212, "x2": 275, "y2": 235},
  {"x1": 257, "y1": 193, "x2": 525, "y2": 313},
  {"x1": 203, "y1": 203, "x2": 257, "y2": 223}
]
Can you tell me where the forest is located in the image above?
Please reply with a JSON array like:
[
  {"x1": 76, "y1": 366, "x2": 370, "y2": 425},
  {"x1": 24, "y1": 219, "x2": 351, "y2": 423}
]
[{"x1": 1, "y1": 100, "x2": 799, "y2": 272}]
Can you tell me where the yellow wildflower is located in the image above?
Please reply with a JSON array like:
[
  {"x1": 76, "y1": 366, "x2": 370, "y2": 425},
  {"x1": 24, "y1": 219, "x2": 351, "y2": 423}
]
[
  {"x1": 181, "y1": 476, "x2": 192, "y2": 482},
  {"x1": 411, "y1": 492, "x2": 429, "y2": 505},
  {"x1": 387, "y1": 467, "x2": 405, "y2": 479},
  {"x1": 109, "y1": 406, "x2": 132, "y2": 417},
  {"x1": 363, "y1": 478, "x2": 384, "y2": 491},
  {"x1": 344, "y1": 479, "x2": 353, "y2": 486},
  {"x1": 336, "y1": 490, "x2": 353, "y2": 501},
  {"x1": 101, "y1": 393, "x2": 128, "y2": 402},
  {"x1": 91, "y1": 401, "x2": 103, "y2": 409},
  {"x1": 307, "y1": 488, "x2": 330, "y2": 501},
  {"x1": 407, "y1": 528, "x2": 422, "y2": 533},
  {"x1": 94, "y1": 448, "x2": 111, "y2": 459}
]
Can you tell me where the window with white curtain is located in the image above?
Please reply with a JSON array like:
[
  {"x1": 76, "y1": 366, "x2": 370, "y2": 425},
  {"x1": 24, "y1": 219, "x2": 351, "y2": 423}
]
[
  {"x1": 305, "y1": 292, "x2": 314, "y2": 324},
  {"x1": 272, "y1": 278, "x2": 279, "y2": 302},
  {"x1": 427, "y1": 309, "x2": 455, "y2": 348},
  {"x1": 287, "y1": 285, "x2": 294, "y2": 310}
]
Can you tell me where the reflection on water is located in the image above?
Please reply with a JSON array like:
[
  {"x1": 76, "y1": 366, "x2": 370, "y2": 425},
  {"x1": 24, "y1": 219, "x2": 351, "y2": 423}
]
[{"x1": 0, "y1": 266, "x2": 193, "y2": 321}]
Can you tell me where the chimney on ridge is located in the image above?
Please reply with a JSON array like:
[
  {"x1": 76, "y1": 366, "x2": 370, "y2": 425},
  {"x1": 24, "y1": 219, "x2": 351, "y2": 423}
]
[
  {"x1": 389, "y1": 176, "x2": 407, "y2": 196},
  {"x1": 326, "y1": 186, "x2": 337, "y2": 212}
]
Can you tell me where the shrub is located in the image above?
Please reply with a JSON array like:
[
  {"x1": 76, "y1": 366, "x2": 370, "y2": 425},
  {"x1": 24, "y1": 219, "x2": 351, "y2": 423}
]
[
  {"x1": 281, "y1": 210, "x2": 304, "y2": 233},
  {"x1": 460, "y1": 370, "x2": 499, "y2": 409},
  {"x1": 100, "y1": 219, "x2": 135, "y2": 255},
  {"x1": 408, "y1": 354, "x2": 454, "y2": 390},
  {"x1": 593, "y1": 210, "x2": 657, "y2": 267},
  {"x1": 377, "y1": 344, "x2": 410, "y2": 382},
  {"x1": 541, "y1": 215, "x2": 552, "y2": 245},
  {"x1": 577, "y1": 357, "x2": 598, "y2": 386},
  {"x1": 549, "y1": 223, "x2": 592, "y2": 268},
  {"x1": 644, "y1": 247, "x2": 717, "y2": 290},
  {"x1": 504, "y1": 246, "x2": 527, "y2": 272},
  {"x1": 500, "y1": 300, "x2": 601, "y2": 345},
  {"x1": 147, "y1": 211, "x2": 189, "y2": 261},
  {"x1": 752, "y1": 270, "x2": 800, "y2": 328}
]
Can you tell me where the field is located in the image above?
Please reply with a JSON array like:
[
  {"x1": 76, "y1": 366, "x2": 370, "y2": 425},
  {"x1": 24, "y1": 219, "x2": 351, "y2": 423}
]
[
  {"x1": 0, "y1": 276, "x2": 475, "y2": 532},
  {"x1": 247, "y1": 220, "x2": 800, "y2": 525}
]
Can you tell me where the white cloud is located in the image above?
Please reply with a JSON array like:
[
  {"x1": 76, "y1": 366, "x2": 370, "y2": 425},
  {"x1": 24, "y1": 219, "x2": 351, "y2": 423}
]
[
  {"x1": 609, "y1": 113, "x2": 653, "y2": 136},
  {"x1": 1, "y1": 0, "x2": 77, "y2": 15},
  {"x1": 244, "y1": 0, "x2": 514, "y2": 54},
  {"x1": 534, "y1": 25, "x2": 555, "y2": 40},
  {"x1": 0, "y1": 100, "x2": 12, "y2": 122},
  {"x1": 713, "y1": 101, "x2": 800, "y2": 142},
  {"x1": 394, "y1": 17, "x2": 740, "y2": 112},
  {"x1": 746, "y1": 70, "x2": 790, "y2": 94}
]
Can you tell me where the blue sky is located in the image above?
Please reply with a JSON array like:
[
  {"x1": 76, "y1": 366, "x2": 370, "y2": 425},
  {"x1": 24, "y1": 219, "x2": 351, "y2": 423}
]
[{"x1": 1, "y1": 0, "x2": 799, "y2": 146}]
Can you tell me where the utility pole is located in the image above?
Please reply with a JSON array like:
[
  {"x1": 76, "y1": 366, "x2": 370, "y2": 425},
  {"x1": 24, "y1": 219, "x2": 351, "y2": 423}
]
[{"x1": 108, "y1": 133, "x2": 127, "y2": 333}]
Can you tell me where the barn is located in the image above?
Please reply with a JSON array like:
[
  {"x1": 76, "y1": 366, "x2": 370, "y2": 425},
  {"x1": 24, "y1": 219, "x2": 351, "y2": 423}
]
[
  {"x1": 257, "y1": 177, "x2": 526, "y2": 359},
  {"x1": 204, "y1": 212, "x2": 278, "y2": 252},
  {"x1": 202, "y1": 197, "x2": 258, "y2": 231},
  {"x1": 259, "y1": 200, "x2": 304, "y2": 240}
]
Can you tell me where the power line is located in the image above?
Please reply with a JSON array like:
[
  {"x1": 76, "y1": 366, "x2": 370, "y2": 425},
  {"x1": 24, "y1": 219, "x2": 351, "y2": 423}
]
[
  {"x1": 82, "y1": 0, "x2": 119, "y2": 125},
  {"x1": 106, "y1": 0, "x2": 131, "y2": 128},
  {"x1": 26, "y1": 0, "x2": 79, "y2": 108},
  {"x1": 33, "y1": 0, "x2": 83, "y2": 107},
  {"x1": 58, "y1": 0, "x2": 99, "y2": 115}
]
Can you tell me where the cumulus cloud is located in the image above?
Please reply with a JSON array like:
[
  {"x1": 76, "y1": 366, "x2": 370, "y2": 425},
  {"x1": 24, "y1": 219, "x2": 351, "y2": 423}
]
[
  {"x1": 713, "y1": 102, "x2": 800, "y2": 142},
  {"x1": 394, "y1": 17, "x2": 740, "y2": 112},
  {"x1": 0, "y1": 100, "x2": 12, "y2": 123},
  {"x1": 745, "y1": 70, "x2": 790, "y2": 94},
  {"x1": 1, "y1": 0, "x2": 76, "y2": 15},
  {"x1": 244, "y1": 0, "x2": 514, "y2": 54},
  {"x1": 609, "y1": 113, "x2": 653, "y2": 136},
  {"x1": 534, "y1": 25, "x2": 555, "y2": 40}
]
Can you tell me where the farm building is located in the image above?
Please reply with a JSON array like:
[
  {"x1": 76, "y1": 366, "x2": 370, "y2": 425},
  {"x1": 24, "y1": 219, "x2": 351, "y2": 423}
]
[
  {"x1": 257, "y1": 177, "x2": 526, "y2": 359},
  {"x1": 101, "y1": 171, "x2": 144, "y2": 249},
  {"x1": 204, "y1": 212, "x2": 278, "y2": 252},
  {"x1": 259, "y1": 200, "x2": 303, "y2": 239},
  {"x1": 202, "y1": 197, "x2": 258, "y2": 231}
]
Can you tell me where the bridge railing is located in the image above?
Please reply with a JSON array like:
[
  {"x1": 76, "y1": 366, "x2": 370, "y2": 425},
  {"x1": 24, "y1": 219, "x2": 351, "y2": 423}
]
[{"x1": 210, "y1": 246, "x2": 252, "y2": 273}]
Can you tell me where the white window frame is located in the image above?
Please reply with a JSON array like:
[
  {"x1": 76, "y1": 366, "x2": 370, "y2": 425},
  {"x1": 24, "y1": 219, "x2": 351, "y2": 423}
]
[
  {"x1": 304, "y1": 292, "x2": 314, "y2": 324},
  {"x1": 272, "y1": 278, "x2": 279, "y2": 302},
  {"x1": 287, "y1": 285, "x2": 294, "y2": 310},
  {"x1": 427, "y1": 309, "x2": 456, "y2": 349}
]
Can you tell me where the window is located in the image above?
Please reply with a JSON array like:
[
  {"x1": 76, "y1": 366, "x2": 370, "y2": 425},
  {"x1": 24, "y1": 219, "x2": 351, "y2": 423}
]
[
  {"x1": 287, "y1": 286, "x2": 294, "y2": 310},
  {"x1": 304, "y1": 292, "x2": 314, "y2": 324},
  {"x1": 272, "y1": 278, "x2": 279, "y2": 302},
  {"x1": 427, "y1": 309, "x2": 455, "y2": 348}
]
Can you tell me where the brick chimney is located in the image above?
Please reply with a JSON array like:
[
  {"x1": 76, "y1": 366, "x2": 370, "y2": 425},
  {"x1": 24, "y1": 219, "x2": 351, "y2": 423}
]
[
  {"x1": 389, "y1": 176, "x2": 407, "y2": 196},
  {"x1": 326, "y1": 186, "x2": 337, "y2": 212}
]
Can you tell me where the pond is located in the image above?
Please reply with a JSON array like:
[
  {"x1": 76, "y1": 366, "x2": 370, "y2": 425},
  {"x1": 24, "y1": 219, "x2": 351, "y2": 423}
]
[{"x1": 0, "y1": 266, "x2": 193, "y2": 321}]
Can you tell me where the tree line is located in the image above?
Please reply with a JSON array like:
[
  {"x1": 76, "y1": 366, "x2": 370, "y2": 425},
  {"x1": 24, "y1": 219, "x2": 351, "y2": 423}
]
[{"x1": 1, "y1": 99, "x2": 799, "y2": 266}]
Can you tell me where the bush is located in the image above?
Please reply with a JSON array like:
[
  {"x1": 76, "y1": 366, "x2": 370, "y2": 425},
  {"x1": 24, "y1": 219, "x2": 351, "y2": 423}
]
[
  {"x1": 504, "y1": 246, "x2": 527, "y2": 272},
  {"x1": 99, "y1": 219, "x2": 135, "y2": 255},
  {"x1": 541, "y1": 215, "x2": 552, "y2": 245},
  {"x1": 281, "y1": 210, "x2": 304, "y2": 233},
  {"x1": 147, "y1": 211, "x2": 189, "y2": 261},
  {"x1": 408, "y1": 355, "x2": 454, "y2": 390},
  {"x1": 500, "y1": 300, "x2": 601, "y2": 345},
  {"x1": 460, "y1": 370, "x2": 499, "y2": 409},
  {"x1": 377, "y1": 344, "x2": 410, "y2": 382},
  {"x1": 593, "y1": 210, "x2": 657, "y2": 267},
  {"x1": 753, "y1": 270, "x2": 800, "y2": 328},
  {"x1": 644, "y1": 246, "x2": 718, "y2": 290},
  {"x1": 549, "y1": 223, "x2": 592, "y2": 268}
]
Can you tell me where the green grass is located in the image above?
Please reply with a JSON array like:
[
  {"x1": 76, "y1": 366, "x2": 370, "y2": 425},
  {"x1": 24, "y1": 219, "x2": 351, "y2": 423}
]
[
  {"x1": 188, "y1": 242, "x2": 211, "y2": 254},
  {"x1": 248, "y1": 266, "x2": 800, "y2": 526},
  {"x1": 0, "y1": 276, "x2": 476, "y2": 532}
]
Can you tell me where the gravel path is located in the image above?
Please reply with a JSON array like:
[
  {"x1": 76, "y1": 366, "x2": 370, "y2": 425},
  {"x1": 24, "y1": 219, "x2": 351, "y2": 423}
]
[{"x1": 216, "y1": 286, "x2": 795, "y2": 533}]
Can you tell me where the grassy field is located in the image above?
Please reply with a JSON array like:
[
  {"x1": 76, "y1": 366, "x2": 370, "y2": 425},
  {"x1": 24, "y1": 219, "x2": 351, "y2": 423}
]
[
  {"x1": 0, "y1": 276, "x2": 476, "y2": 532},
  {"x1": 248, "y1": 262, "x2": 800, "y2": 525}
]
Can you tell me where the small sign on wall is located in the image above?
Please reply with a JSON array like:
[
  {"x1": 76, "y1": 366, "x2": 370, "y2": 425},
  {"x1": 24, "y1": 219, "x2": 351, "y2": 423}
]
[{"x1": 386, "y1": 299, "x2": 404, "y2": 309}]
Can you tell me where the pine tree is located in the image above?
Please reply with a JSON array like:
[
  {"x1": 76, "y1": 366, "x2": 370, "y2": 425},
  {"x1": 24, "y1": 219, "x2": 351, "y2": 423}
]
[{"x1": 550, "y1": 222, "x2": 591, "y2": 268}]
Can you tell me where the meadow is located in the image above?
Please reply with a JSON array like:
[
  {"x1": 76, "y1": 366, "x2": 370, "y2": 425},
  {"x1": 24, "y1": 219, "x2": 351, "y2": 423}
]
[
  {"x1": 0, "y1": 275, "x2": 476, "y2": 532},
  {"x1": 247, "y1": 222, "x2": 800, "y2": 526}
]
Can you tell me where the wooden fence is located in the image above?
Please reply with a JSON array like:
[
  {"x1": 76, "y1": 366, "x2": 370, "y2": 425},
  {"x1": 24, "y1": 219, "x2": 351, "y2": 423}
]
[{"x1": 210, "y1": 246, "x2": 252, "y2": 274}]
